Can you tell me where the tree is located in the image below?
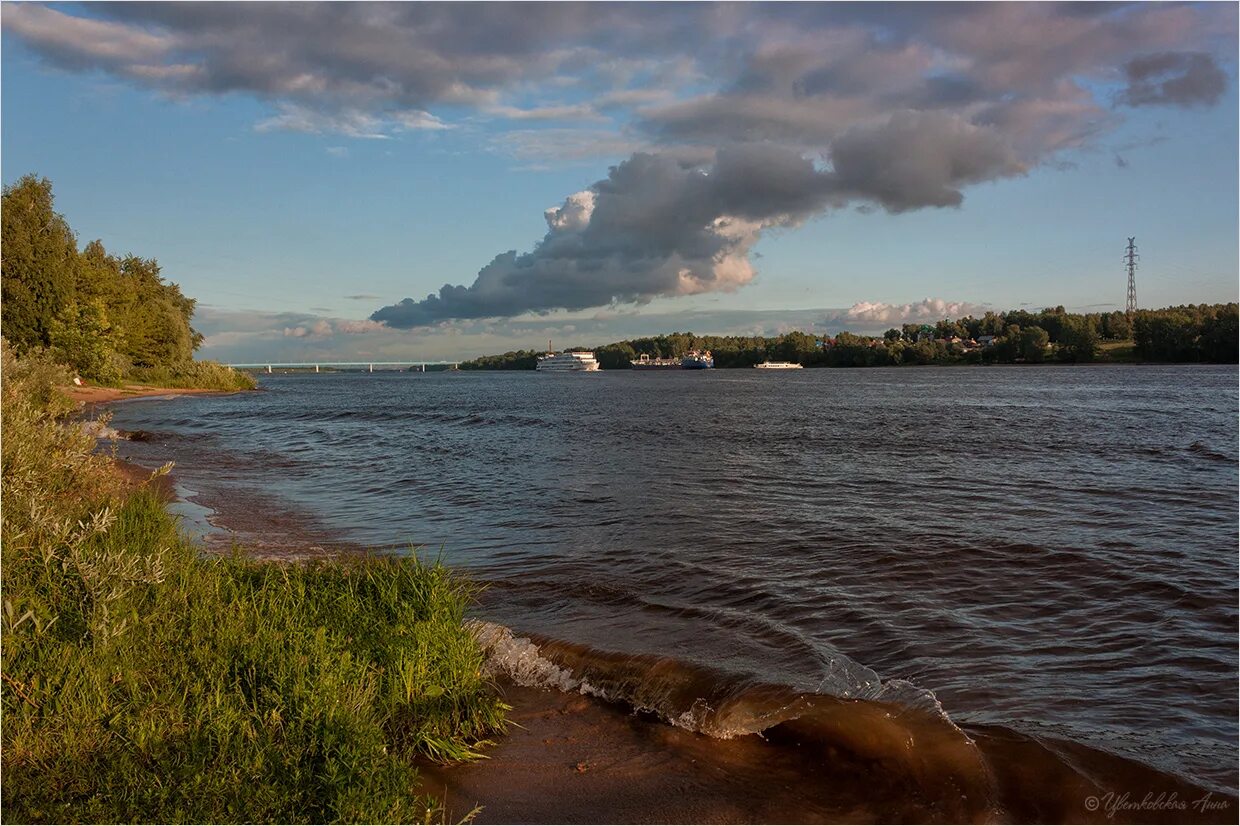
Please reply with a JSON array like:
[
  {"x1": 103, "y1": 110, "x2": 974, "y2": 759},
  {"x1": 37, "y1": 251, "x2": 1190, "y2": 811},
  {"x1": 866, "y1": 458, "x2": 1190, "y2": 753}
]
[
  {"x1": 1, "y1": 175, "x2": 80, "y2": 351},
  {"x1": 595, "y1": 342, "x2": 636, "y2": 369},
  {"x1": 48, "y1": 300, "x2": 122, "y2": 383},
  {"x1": 992, "y1": 325, "x2": 1021, "y2": 362},
  {"x1": 1199, "y1": 305, "x2": 1239, "y2": 363},
  {"x1": 1019, "y1": 326, "x2": 1050, "y2": 363},
  {"x1": 1102, "y1": 311, "x2": 1132, "y2": 340},
  {"x1": 980, "y1": 312, "x2": 1006, "y2": 336},
  {"x1": 1133, "y1": 311, "x2": 1198, "y2": 361},
  {"x1": 1057, "y1": 317, "x2": 1098, "y2": 362}
]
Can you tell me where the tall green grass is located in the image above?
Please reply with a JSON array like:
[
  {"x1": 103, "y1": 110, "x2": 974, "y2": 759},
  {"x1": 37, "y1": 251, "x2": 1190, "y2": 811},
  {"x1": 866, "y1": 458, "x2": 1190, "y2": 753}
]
[
  {"x1": 1, "y1": 340, "x2": 506, "y2": 823},
  {"x1": 122, "y1": 359, "x2": 258, "y2": 392}
]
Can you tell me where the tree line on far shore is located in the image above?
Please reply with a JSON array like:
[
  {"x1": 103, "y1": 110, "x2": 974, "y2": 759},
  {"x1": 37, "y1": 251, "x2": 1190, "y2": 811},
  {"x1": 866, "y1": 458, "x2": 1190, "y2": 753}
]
[
  {"x1": 459, "y1": 304, "x2": 1238, "y2": 370},
  {"x1": 2, "y1": 175, "x2": 249, "y2": 390}
]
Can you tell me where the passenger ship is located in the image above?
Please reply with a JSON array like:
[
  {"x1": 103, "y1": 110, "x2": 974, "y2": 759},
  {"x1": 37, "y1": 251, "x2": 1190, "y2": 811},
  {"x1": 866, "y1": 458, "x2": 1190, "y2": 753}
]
[
  {"x1": 754, "y1": 360, "x2": 803, "y2": 369},
  {"x1": 536, "y1": 348, "x2": 600, "y2": 371}
]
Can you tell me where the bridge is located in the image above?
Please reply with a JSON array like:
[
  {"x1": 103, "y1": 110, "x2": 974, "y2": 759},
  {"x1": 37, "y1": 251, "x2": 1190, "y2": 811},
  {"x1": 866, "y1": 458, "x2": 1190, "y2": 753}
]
[{"x1": 226, "y1": 361, "x2": 460, "y2": 373}]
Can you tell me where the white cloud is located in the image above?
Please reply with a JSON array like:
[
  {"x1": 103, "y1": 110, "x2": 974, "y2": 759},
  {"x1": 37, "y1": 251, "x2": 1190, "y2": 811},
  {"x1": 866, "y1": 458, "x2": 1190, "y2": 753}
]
[
  {"x1": 824, "y1": 299, "x2": 992, "y2": 329},
  {"x1": 255, "y1": 104, "x2": 449, "y2": 138},
  {"x1": 485, "y1": 103, "x2": 604, "y2": 122}
]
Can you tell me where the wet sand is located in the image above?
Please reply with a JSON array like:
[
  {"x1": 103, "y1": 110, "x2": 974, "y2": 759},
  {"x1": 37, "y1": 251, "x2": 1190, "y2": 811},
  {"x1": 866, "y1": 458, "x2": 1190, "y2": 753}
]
[
  {"x1": 420, "y1": 681, "x2": 1236, "y2": 825},
  {"x1": 418, "y1": 681, "x2": 879, "y2": 825}
]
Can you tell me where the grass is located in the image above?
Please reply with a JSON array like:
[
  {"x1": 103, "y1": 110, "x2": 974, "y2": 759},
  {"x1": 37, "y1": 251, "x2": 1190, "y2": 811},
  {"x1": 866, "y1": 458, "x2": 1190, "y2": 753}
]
[
  {"x1": 121, "y1": 360, "x2": 259, "y2": 392},
  {"x1": 1096, "y1": 339, "x2": 1140, "y2": 363},
  {"x1": 1, "y1": 340, "x2": 507, "y2": 823}
]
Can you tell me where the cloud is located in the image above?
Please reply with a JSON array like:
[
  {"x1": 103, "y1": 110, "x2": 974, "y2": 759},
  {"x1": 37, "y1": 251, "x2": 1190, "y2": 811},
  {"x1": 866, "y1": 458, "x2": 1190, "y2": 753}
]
[
  {"x1": 5, "y1": 2, "x2": 1234, "y2": 323},
  {"x1": 372, "y1": 118, "x2": 1026, "y2": 327},
  {"x1": 823, "y1": 299, "x2": 992, "y2": 330},
  {"x1": 255, "y1": 103, "x2": 447, "y2": 138},
  {"x1": 283, "y1": 319, "x2": 334, "y2": 338},
  {"x1": 1, "y1": 3, "x2": 175, "y2": 69},
  {"x1": 0, "y1": 2, "x2": 706, "y2": 136},
  {"x1": 325, "y1": 146, "x2": 349, "y2": 158},
  {"x1": 485, "y1": 103, "x2": 604, "y2": 122},
  {"x1": 8, "y1": 3, "x2": 1231, "y2": 142},
  {"x1": 336, "y1": 319, "x2": 386, "y2": 334},
  {"x1": 1119, "y1": 52, "x2": 1228, "y2": 108},
  {"x1": 827, "y1": 111, "x2": 1025, "y2": 211},
  {"x1": 371, "y1": 145, "x2": 841, "y2": 327}
]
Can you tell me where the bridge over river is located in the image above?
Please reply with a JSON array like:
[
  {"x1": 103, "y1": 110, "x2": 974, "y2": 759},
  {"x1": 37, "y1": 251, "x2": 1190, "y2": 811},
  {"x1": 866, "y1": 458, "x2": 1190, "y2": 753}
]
[{"x1": 226, "y1": 361, "x2": 460, "y2": 373}]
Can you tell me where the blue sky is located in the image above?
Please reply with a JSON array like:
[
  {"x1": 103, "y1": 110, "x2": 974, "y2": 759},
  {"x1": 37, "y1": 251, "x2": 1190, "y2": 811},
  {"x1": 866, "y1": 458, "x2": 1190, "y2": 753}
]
[{"x1": 2, "y1": 2, "x2": 1236, "y2": 361}]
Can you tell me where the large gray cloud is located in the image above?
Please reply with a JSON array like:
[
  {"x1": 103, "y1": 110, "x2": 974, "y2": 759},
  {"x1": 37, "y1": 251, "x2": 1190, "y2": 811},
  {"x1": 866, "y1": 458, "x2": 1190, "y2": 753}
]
[
  {"x1": 4, "y1": 2, "x2": 1235, "y2": 326},
  {"x1": 371, "y1": 121, "x2": 1024, "y2": 328},
  {"x1": 1, "y1": 1, "x2": 725, "y2": 119},
  {"x1": 372, "y1": 147, "x2": 811, "y2": 327}
]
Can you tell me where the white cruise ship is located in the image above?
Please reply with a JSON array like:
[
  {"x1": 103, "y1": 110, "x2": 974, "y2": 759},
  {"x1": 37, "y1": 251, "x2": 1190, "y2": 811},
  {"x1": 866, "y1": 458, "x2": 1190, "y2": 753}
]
[
  {"x1": 754, "y1": 361, "x2": 803, "y2": 369},
  {"x1": 536, "y1": 350, "x2": 600, "y2": 371}
]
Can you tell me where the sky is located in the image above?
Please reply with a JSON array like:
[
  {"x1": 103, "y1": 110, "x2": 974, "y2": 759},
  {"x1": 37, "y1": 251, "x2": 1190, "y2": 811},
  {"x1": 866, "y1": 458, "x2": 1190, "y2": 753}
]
[{"x1": 2, "y1": 1, "x2": 1237, "y2": 362}]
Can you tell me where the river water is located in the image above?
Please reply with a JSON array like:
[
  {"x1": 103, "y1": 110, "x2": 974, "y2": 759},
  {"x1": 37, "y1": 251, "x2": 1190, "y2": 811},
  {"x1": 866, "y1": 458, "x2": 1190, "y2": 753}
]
[{"x1": 107, "y1": 365, "x2": 1238, "y2": 815}]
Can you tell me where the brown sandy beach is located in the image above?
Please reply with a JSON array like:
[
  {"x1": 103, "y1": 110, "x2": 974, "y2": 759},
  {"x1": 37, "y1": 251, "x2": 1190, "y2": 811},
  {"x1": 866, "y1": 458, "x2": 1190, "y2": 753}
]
[
  {"x1": 420, "y1": 680, "x2": 1237, "y2": 825},
  {"x1": 61, "y1": 383, "x2": 247, "y2": 404}
]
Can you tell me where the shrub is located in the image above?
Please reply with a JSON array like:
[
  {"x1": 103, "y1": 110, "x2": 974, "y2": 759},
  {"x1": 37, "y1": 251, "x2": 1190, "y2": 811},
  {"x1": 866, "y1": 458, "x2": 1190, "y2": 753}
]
[
  {"x1": 1, "y1": 343, "x2": 504, "y2": 823},
  {"x1": 125, "y1": 359, "x2": 258, "y2": 391}
]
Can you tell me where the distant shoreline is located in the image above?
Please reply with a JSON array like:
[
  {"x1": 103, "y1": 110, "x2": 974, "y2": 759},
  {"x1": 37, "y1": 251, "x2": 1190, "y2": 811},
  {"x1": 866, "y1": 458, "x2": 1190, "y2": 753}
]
[{"x1": 455, "y1": 359, "x2": 1214, "y2": 371}]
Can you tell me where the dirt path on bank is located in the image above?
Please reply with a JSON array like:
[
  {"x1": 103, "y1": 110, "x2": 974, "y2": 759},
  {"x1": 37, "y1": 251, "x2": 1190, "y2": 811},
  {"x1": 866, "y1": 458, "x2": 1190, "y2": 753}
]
[{"x1": 61, "y1": 384, "x2": 243, "y2": 404}]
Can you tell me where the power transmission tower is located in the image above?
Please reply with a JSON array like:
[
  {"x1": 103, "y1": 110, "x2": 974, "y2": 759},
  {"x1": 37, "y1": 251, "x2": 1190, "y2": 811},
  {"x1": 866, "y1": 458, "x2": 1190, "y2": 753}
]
[{"x1": 1124, "y1": 237, "x2": 1138, "y2": 314}]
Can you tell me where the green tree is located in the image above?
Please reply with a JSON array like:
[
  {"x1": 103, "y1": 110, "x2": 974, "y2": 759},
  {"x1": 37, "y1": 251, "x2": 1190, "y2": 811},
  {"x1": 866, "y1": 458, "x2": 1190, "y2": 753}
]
[
  {"x1": 1133, "y1": 311, "x2": 1198, "y2": 361},
  {"x1": 991, "y1": 325, "x2": 1021, "y2": 362},
  {"x1": 1, "y1": 175, "x2": 79, "y2": 351},
  {"x1": 48, "y1": 300, "x2": 122, "y2": 383},
  {"x1": 1057, "y1": 316, "x2": 1098, "y2": 362},
  {"x1": 1102, "y1": 311, "x2": 1132, "y2": 340},
  {"x1": 1199, "y1": 305, "x2": 1239, "y2": 363},
  {"x1": 1019, "y1": 326, "x2": 1050, "y2": 363}
]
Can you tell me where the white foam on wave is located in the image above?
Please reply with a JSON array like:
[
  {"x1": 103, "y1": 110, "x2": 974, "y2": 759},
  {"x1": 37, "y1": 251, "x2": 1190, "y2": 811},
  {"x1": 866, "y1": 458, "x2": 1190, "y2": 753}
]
[
  {"x1": 468, "y1": 620, "x2": 600, "y2": 697},
  {"x1": 467, "y1": 619, "x2": 968, "y2": 743},
  {"x1": 468, "y1": 620, "x2": 727, "y2": 734}
]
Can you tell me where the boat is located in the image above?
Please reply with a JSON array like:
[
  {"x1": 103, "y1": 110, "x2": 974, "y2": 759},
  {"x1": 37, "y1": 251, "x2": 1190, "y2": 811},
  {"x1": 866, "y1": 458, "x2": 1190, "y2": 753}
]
[
  {"x1": 681, "y1": 350, "x2": 714, "y2": 369},
  {"x1": 631, "y1": 353, "x2": 683, "y2": 370},
  {"x1": 754, "y1": 361, "x2": 803, "y2": 369},
  {"x1": 536, "y1": 350, "x2": 600, "y2": 371}
]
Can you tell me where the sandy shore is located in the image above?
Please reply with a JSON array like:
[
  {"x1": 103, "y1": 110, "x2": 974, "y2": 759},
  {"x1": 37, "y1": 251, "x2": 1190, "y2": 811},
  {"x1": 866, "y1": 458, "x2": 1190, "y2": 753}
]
[
  {"x1": 417, "y1": 681, "x2": 874, "y2": 825},
  {"x1": 418, "y1": 680, "x2": 1236, "y2": 825},
  {"x1": 61, "y1": 384, "x2": 245, "y2": 404}
]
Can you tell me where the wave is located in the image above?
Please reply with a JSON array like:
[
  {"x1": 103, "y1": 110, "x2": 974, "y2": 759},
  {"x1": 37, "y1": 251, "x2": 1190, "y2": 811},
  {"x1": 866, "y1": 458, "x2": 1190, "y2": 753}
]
[
  {"x1": 229, "y1": 406, "x2": 555, "y2": 429},
  {"x1": 1188, "y1": 440, "x2": 1233, "y2": 462},
  {"x1": 471, "y1": 620, "x2": 1001, "y2": 819},
  {"x1": 469, "y1": 621, "x2": 1237, "y2": 822}
]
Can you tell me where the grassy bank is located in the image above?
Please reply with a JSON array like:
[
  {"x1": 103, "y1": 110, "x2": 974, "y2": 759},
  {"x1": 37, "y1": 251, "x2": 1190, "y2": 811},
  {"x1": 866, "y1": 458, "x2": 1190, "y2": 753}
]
[
  {"x1": 119, "y1": 359, "x2": 258, "y2": 392},
  {"x1": 1, "y1": 341, "x2": 506, "y2": 823}
]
